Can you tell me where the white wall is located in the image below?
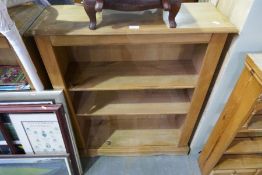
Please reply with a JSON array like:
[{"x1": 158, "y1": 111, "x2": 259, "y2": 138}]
[{"x1": 191, "y1": 0, "x2": 262, "y2": 154}]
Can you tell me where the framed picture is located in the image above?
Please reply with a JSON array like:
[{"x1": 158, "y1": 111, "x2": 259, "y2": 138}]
[
  {"x1": 0, "y1": 91, "x2": 82, "y2": 175},
  {"x1": 9, "y1": 112, "x2": 67, "y2": 154},
  {"x1": 0, "y1": 154, "x2": 72, "y2": 175}
]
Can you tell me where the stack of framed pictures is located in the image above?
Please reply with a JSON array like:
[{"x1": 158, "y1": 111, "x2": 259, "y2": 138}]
[{"x1": 0, "y1": 91, "x2": 82, "y2": 175}]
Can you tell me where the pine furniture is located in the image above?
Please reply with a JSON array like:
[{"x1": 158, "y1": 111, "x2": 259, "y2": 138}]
[
  {"x1": 27, "y1": 3, "x2": 237, "y2": 156},
  {"x1": 199, "y1": 54, "x2": 262, "y2": 175}
]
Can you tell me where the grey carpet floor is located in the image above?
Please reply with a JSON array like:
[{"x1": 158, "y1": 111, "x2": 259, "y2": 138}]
[{"x1": 82, "y1": 155, "x2": 201, "y2": 175}]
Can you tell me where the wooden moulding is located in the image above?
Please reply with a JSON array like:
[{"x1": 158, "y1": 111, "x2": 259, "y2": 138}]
[
  {"x1": 50, "y1": 34, "x2": 212, "y2": 46},
  {"x1": 77, "y1": 115, "x2": 188, "y2": 156},
  {"x1": 67, "y1": 60, "x2": 198, "y2": 91},
  {"x1": 211, "y1": 169, "x2": 260, "y2": 175}
]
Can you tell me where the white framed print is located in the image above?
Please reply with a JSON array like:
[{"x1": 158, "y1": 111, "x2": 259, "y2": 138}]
[{"x1": 9, "y1": 113, "x2": 66, "y2": 154}]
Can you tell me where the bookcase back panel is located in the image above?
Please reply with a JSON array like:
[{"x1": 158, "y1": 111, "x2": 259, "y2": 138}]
[
  {"x1": 0, "y1": 49, "x2": 18, "y2": 65},
  {"x1": 69, "y1": 44, "x2": 207, "y2": 62},
  {"x1": 78, "y1": 114, "x2": 186, "y2": 156}
]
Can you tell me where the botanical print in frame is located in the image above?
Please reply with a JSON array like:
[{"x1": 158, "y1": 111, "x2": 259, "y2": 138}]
[{"x1": 9, "y1": 113, "x2": 66, "y2": 154}]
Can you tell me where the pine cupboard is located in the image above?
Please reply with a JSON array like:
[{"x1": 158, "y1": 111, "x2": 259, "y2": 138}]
[
  {"x1": 199, "y1": 54, "x2": 262, "y2": 175},
  {"x1": 27, "y1": 3, "x2": 237, "y2": 156}
]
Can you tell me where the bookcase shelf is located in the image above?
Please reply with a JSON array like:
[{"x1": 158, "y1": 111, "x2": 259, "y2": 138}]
[
  {"x1": 213, "y1": 155, "x2": 262, "y2": 172},
  {"x1": 225, "y1": 137, "x2": 262, "y2": 154},
  {"x1": 86, "y1": 129, "x2": 188, "y2": 156},
  {"x1": 73, "y1": 90, "x2": 191, "y2": 116},
  {"x1": 67, "y1": 60, "x2": 198, "y2": 91},
  {"x1": 30, "y1": 3, "x2": 236, "y2": 156},
  {"x1": 78, "y1": 115, "x2": 187, "y2": 156}
]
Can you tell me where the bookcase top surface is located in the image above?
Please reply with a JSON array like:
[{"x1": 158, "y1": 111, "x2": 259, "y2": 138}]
[
  {"x1": 26, "y1": 3, "x2": 238, "y2": 36},
  {"x1": 0, "y1": 2, "x2": 45, "y2": 37}
]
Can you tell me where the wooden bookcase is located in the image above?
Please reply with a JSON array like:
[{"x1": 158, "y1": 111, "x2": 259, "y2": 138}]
[
  {"x1": 199, "y1": 54, "x2": 262, "y2": 175},
  {"x1": 27, "y1": 3, "x2": 237, "y2": 156},
  {"x1": 0, "y1": 3, "x2": 49, "y2": 89}
]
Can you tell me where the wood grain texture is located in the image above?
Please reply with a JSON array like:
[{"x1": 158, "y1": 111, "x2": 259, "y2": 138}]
[
  {"x1": 226, "y1": 137, "x2": 262, "y2": 154},
  {"x1": 26, "y1": 3, "x2": 237, "y2": 36},
  {"x1": 0, "y1": 48, "x2": 18, "y2": 65},
  {"x1": 5, "y1": 2, "x2": 45, "y2": 35},
  {"x1": 199, "y1": 67, "x2": 262, "y2": 175},
  {"x1": 50, "y1": 34, "x2": 211, "y2": 46},
  {"x1": 67, "y1": 61, "x2": 198, "y2": 91},
  {"x1": 74, "y1": 90, "x2": 190, "y2": 116},
  {"x1": 70, "y1": 44, "x2": 207, "y2": 62},
  {"x1": 91, "y1": 129, "x2": 189, "y2": 156},
  {"x1": 178, "y1": 33, "x2": 228, "y2": 146},
  {"x1": 0, "y1": 38, "x2": 10, "y2": 48},
  {"x1": 78, "y1": 115, "x2": 187, "y2": 156}
]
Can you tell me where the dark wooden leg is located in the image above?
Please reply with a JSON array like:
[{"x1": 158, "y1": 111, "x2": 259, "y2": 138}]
[
  {"x1": 84, "y1": 0, "x2": 97, "y2": 30},
  {"x1": 162, "y1": 0, "x2": 170, "y2": 10},
  {"x1": 169, "y1": 0, "x2": 181, "y2": 28},
  {"x1": 95, "y1": 0, "x2": 103, "y2": 12}
]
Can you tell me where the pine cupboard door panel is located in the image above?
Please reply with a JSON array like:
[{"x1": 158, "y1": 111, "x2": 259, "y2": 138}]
[
  {"x1": 199, "y1": 54, "x2": 262, "y2": 175},
  {"x1": 199, "y1": 67, "x2": 262, "y2": 175}
]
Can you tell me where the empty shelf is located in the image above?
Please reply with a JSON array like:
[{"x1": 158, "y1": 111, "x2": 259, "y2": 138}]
[
  {"x1": 67, "y1": 60, "x2": 198, "y2": 91},
  {"x1": 83, "y1": 129, "x2": 188, "y2": 156},
  {"x1": 74, "y1": 90, "x2": 191, "y2": 116}
]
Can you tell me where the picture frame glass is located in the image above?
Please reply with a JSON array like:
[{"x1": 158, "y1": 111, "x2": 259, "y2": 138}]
[
  {"x1": 0, "y1": 156, "x2": 72, "y2": 175},
  {"x1": 9, "y1": 113, "x2": 66, "y2": 154}
]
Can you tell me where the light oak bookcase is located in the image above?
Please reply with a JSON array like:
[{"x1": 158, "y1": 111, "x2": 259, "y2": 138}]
[
  {"x1": 27, "y1": 3, "x2": 237, "y2": 156},
  {"x1": 199, "y1": 54, "x2": 262, "y2": 175}
]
